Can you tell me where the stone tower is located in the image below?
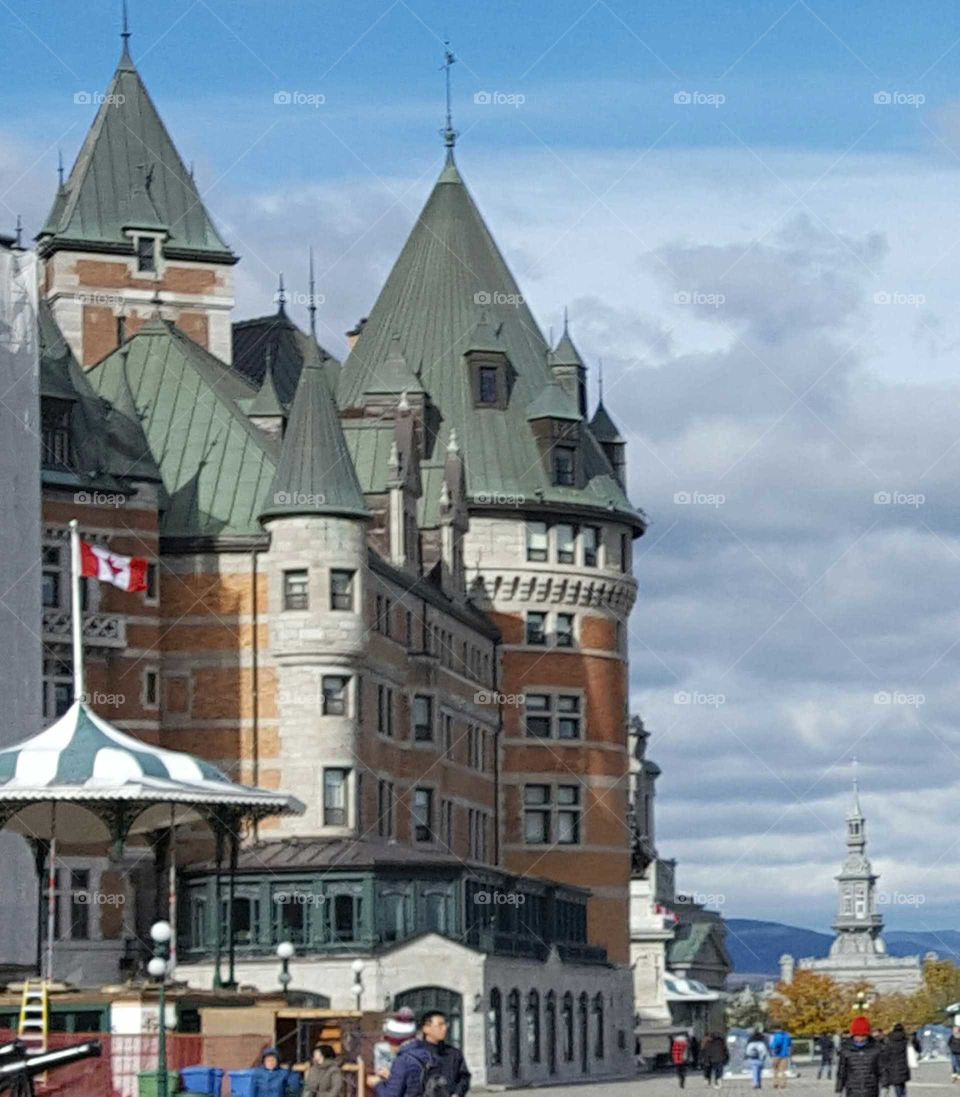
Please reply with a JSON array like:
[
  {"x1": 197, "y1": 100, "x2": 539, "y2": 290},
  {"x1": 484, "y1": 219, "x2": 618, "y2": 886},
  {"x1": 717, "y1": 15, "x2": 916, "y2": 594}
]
[{"x1": 830, "y1": 779, "x2": 885, "y2": 956}]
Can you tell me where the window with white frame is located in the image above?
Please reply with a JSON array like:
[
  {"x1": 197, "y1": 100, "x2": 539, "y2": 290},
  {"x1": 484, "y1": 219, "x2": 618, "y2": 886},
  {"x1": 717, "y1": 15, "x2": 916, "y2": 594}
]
[
  {"x1": 524, "y1": 693, "x2": 582, "y2": 740},
  {"x1": 525, "y1": 611, "x2": 547, "y2": 646},
  {"x1": 330, "y1": 569, "x2": 355, "y2": 611},
  {"x1": 377, "y1": 684, "x2": 394, "y2": 737},
  {"x1": 413, "y1": 694, "x2": 433, "y2": 742},
  {"x1": 322, "y1": 675, "x2": 349, "y2": 716},
  {"x1": 555, "y1": 612, "x2": 575, "y2": 648},
  {"x1": 323, "y1": 768, "x2": 349, "y2": 826},
  {"x1": 526, "y1": 521, "x2": 548, "y2": 562},
  {"x1": 523, "y1": 783, "x2": 582, "y2": 845},
  {"x1": 413, "y1": 787, "x2": 434, "y2": 842},
  {"x1": 556, "y1": 524, "x2": 576, "y2": 564},
  {"x1": 377, "y1": 779, "x2": 395, "y2": 838},
  {"x1": 283, "y1": 569, "x2": 309, "y2": 610}
]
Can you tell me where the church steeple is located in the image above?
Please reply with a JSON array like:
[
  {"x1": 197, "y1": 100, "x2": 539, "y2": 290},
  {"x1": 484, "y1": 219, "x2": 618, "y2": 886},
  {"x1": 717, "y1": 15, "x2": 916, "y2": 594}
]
[{"x1": 830, "y1": 775, "x2": 884, "y2": 957}]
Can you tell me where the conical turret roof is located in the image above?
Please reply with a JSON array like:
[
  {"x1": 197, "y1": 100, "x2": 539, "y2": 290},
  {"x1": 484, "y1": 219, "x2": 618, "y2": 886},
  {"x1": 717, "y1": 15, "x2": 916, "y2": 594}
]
[
  {"x1": 261, "y1": 357, "x2": 369, "y2": 522},
  {"x1": 38, "y1": 45, "x2": 234, "y2": 261},
  {"x1": 549, "y1": 322, "x2": 585, "y2": 368},
  {"x1": 589, "y1": 400, "x2": 624, "y2": 444}
]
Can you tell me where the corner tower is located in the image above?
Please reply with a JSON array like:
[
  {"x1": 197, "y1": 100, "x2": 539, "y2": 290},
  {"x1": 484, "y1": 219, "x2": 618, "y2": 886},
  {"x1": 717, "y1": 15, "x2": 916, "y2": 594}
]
[
  {"x1": 338, "y1": 146, "x2": 645, "y2": 963},
  {"x1": 37, "y1": 33, "x2": 237, "y2": 366}
]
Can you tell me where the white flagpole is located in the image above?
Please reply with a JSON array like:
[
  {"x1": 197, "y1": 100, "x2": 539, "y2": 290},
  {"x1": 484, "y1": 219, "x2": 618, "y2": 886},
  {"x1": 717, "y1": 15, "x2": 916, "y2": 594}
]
[
  {"x1": 68, "y1": 519, "x2": 85, "y2": 703},
  {"x1": 168, "y1": 805, "x2": 177, "y2": 975}
]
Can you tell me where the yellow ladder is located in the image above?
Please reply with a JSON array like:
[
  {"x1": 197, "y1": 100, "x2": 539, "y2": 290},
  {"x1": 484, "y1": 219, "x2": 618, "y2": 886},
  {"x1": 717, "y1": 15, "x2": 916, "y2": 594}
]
[{"x1": 17, "y1": 980, "x2": 49, "y2": 1058}]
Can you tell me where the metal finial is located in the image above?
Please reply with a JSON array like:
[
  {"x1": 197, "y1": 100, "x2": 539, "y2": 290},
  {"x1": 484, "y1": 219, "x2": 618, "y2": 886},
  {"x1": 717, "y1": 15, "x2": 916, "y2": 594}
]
[
  {"x1": 57, "y1": 149, "x2": 64, "y2": 189},
  {"x1": 277, "y1": 272, "x2": 286, "y2": 312},
  {"x1": 121, "y1": 0, "x2": 130, "y2": 43},
  {"x1": 563, "y1": 305, "x2": 569, "y2": 334},
  {"x1": 598, "y1": 358, "x2": 604, "y2": 403},
  {"x1": 440, "y1": 41, "x2": 458, "y2": 149},
  {"x1": 14, "y1": 215, "x2": 22, "y2": 249},
  {"x1": 308, "y1": 246, "x2": 317, "y2": 339}
]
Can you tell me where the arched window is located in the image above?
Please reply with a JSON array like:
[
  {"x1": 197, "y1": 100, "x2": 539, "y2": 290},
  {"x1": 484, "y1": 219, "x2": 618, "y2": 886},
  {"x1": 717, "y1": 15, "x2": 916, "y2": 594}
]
[
  {"x1": 562, "y1": 992, "x2": 574, "y2": 1062},
  {"x1": 592, "y1": 993, "x2": 605, "y2": 1059},
  {"x1": 545, "y1": 991, "x2": 557, "y2": 1075},
  {"x1": 394, "y1": 988, "x2": 463, "y2": 1048},
  {"x1": 578, "y1": 992, "x2": 589, "y2": 1073},
  {"x1": 488, "y1": 988, "x2": 503, "y2": 1067},
  {"x1": 526, "y1": 990, "x2": 541, "y2": 1064},
  {"x1": 507, "y1": 989, "x2": 521, "y2": 1078}
]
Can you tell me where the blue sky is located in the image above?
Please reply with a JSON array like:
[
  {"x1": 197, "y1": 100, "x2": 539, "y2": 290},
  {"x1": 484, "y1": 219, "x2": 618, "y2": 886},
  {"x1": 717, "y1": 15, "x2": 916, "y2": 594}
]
[{"x1": 5, "y1": 1, "x2": 960, "y2": 941}]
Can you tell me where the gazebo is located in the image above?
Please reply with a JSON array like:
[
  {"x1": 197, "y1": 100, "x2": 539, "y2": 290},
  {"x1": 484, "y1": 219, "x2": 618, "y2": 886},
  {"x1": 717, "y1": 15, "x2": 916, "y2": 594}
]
[{"x1": 0, "y1": 699, "x2": 304, "y2": 988}]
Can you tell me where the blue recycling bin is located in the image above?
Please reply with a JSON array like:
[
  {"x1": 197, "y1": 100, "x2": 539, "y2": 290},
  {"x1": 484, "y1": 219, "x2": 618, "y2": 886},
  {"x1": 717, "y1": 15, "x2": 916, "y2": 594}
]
[
  {"x1": 228, "y1": 1070, "x2": 259, "y2": 1097},
  {"x1": 181, "y1": 1068, "x2": 225, "y2": 1097}
]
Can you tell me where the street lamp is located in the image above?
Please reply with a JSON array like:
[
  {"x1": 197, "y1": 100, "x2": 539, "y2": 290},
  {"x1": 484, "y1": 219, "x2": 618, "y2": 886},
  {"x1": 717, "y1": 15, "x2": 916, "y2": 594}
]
[
  {"x1": 150, "y1": 921, "x2": 172, "y2": 1097},
  {"x1": 277, "y1": 941, "x2": 294, "y2": 1000},
  {"x1": 351, "y1": 959, "x2": 364, "y2": 1010}
]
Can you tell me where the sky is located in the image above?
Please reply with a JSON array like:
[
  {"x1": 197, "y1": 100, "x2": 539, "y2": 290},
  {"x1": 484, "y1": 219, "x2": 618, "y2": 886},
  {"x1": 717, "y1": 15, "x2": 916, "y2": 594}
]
[{"x1": 3, "y1": 0, "x2": 960, "y2": 942}]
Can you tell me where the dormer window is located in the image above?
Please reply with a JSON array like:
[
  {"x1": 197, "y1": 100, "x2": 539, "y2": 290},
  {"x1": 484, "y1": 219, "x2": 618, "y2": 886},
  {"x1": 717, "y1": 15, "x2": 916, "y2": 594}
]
[
  {"x1": 136, "y1": 236, "x2": 157, "y2": 273},
  {"x1": 553, "y1": 445, "x2": 576, "y2": 487},
  {"x1": 41, "y1": 399, "x2": 73, "y2": 470},
  {"x1": 479, "y1": 366, "x2": 498, "y2": 403}
]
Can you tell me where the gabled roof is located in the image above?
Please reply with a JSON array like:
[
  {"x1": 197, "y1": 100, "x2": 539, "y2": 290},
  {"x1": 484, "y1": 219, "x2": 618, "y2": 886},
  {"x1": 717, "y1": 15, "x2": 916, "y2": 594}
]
[
  {"x1": 338, "y1": 150, "x2": 643, "y2": 528},
  {"x1": 261, "y1": 355, "x2": 369, "y2": 522},
  {"x1": 589, "y1": 399, "x2": 625, "y2": 444},
  {"x1": 38, "y1": 45, "x2": 234, "y2": 262},
  {"x1": 364, "y1": 333, "x2": 424, "y2": 396},
  {"x1": 86, "y1": 317, "x2": 277, "y2": 539},
  {"x1": 232, "y1": 307, "x2": 340, "y2": 405}
]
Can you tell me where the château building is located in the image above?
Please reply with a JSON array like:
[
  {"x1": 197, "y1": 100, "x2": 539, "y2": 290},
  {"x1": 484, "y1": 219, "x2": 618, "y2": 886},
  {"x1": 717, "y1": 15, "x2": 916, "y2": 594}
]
[{"x1": 5, "y1": 23, "x2": 652, "y2": 1086}]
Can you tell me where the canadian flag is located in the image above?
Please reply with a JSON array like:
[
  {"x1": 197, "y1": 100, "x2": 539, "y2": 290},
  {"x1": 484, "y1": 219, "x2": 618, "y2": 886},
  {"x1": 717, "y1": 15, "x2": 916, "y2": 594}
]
[{"x1": 80, "y1": 540, "x2": 149, "y2": 593}]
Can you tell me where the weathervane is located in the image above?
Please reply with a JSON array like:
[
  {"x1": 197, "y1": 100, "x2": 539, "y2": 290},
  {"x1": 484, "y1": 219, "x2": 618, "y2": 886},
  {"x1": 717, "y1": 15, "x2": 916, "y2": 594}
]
[
  {"x1": 308, "y1": 246, "x2": 317, "y2": 339},
  {"x1": 441, "y1": 40, "x2": 458, "y2": 149}
]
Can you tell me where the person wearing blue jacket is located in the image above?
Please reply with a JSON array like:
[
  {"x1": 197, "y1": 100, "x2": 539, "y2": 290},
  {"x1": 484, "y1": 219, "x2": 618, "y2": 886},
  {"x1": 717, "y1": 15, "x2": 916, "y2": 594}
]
[
  {"x1": 769, "y1": 1029, "x2": 792, "y2": 1090},
  {"x1": 377, "y1": 1012, "x2": 448, "y2": 1097},
  {"x1": 255, "y1": 1047, "x2": 294, "y2": 1097}
]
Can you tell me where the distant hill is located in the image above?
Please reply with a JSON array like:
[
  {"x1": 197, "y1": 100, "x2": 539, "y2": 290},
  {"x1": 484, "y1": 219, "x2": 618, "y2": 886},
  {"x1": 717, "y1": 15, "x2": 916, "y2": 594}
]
[{"x1": 726, "y1": 919, "x2": 960, "y2": 977}]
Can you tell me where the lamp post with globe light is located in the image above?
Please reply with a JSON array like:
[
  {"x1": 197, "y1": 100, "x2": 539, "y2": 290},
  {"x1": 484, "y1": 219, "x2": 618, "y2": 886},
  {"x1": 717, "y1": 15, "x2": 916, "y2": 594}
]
[
  {"x1": 148, "y1": 921, "x2": 172, "y2": 1097},
  {"x1": 351, "y1": 959, "x2": 364, "y2": 1010},
  {"x1": 277, "y1": 941, "x2": 294, "y2": 1001}
]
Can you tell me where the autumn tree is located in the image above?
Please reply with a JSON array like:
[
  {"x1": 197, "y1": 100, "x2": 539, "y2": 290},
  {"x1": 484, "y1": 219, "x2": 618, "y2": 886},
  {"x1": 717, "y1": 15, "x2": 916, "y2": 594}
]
[{"x1": 768, "y1": 972, "x2": 852, "y2": 1036}]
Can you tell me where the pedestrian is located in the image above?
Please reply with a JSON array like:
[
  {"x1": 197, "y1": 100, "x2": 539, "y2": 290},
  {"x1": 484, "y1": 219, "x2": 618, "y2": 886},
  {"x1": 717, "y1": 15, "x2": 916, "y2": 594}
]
[
  {"x1": 820, "y1": 1031, "x2": 838, "y2": 1083},
  {"x1": 255, "y1": 1048, "x2": 293, "y2": 1097},
  {"x1": 369, "y1": 1010, "x2": 418, "y2": 1090},
  {"x1": 949, "y1": 1028, "x2": 960, "y2": 1082},
  {"x1": 672, "y1": 1032, "x2": 691, "y2": 1089},
  {"x1": 882, "y1": 1023, "x2": 910, "y2": 1097},
  {"x1": 304, "y1": 1046, "x2": 342, "y2": 1097},
  {"x1": 700, "y1": 1033, "x2": 728, "y2": 1089},
  {"x1": 836, "y1": 1016, "x2": 884, "y2": 1097},
  {"x1": 744, "y1": 1030, "x2": 769, "y2": 1090},
  {"x1": 378, "y1": 1011, "x2": 449, "y2": 1097},
  {"x1": 769, "y1": 1027, "x2": 793, "y2": 1090}
]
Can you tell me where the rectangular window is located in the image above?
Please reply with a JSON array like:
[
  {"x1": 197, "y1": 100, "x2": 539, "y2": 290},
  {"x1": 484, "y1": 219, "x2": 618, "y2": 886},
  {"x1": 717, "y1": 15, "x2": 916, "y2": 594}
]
[
  {"x1": 322, "y1": 675, "x2": 348, "y2": 716},
  {"x1": 383, "y1": 596, "x2": 392, "y2": 637},
  {"x1": 144, "y1": 669, "x2": 159, "y2": 707},
  {"x1": 377, "y1": 685, "x2": 393, "y2": 737},
  {"x1": 526, "y1": 522, "x2": 548, "y2": 563},
  {"x1": 283, "y1": 569, "x2": 309, "y2": 610},
  {"x1": 479, "y1": 365, "x2": 498, "y2": 404},
  {"x1": 621, "y1": 532, "x2": 630, "y2": 573},
  {"x1": 136, "y1": 236, "x2": 157, "y2": 273},
  {"x1": 406, "y1": 610, "x2": 413, "y2": 648},
  {"x1": 556, "y1": 524, "x2": 576, "y2": 564},
  {"x1": 523, "y1": 785, "x2": 551, "y2": 844},
  {"x1": 526, "y1": 611, "x2": 547, "y2": 646},
  {"x1": 583, "y1": 526, "x2": 600, "y2": 567},
  {"x1": 557, "y1": 785, "x2": 581, "y2": 845},
  {"x1": 553, "y1": 446, "x2": 576, "y2": 487},
  {"x1": 323, "y1": 768, "x2": 349, "y2": 826},
  {"x1": 442, "y1": 712, "x2": 453, "y2": 755},
  {"x1": 330, "y1": 569, "x2": 355, "y2": 611},
  {"x1": 525, "y1": 694, "x2": 552, "y2": 738},
  {"x1": 42, "y1": 545, "x2": 61, "y2": 608},
  {"x1": 413, "y1": 694, "x2": 433, "y2": 742},
  {"x1": 145, "y1": 562, "x2": 159, "y2": 601},
  {"x1": 377, "y1": 780, "x2": 394, "y2": 838},
  {"x1": 69, "y1": 869, "x2": 90, "y2": 941},
  {"x1": 330, "y1": 893, "x2": 359, "y2": 942},
  {"x1": 440, "y1": 799, "x2": 454, "y2": 847},
  {"x1": 413, "y1": 787, "x2": 434, "y2": 842},
  {"x1": 555, "y1": 613, "x2": 575, "y2": 648},
  {"x1": 557, "y1": 695, "x2": 581, "y2": 739}
]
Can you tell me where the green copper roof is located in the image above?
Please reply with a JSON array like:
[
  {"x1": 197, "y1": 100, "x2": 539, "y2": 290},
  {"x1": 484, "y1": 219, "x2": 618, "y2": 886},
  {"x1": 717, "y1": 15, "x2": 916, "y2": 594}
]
[
  {"x1": 261, "y1": 358, "x2": 369, "y2": 522},
  {"x1": 589, "y1": 400, "x2": 625, "y2": 444},
  {"x1": 465, "y1": 310, "x2": 503, "y2": 354},
  {"x1": 549, "y1": 323, "x2": 585, "y2": 368},
  {"x1": 363, "y1": 333, "x2": 424, "y2": 395},
  {"x1": 39, "y1": 46, "x2": 234, "y2": 261},
  {"x1": 87, "y1": 318, "x2": 276, "y2": 539},
  {"x1": 247, "y1": 349, "x2": 286, "y2": 418},
  {"x1": 233, "y1": 308, "x2": 340, "y2": 405},
  {"x1": 338, "y1": 151, "x2": 643, "y2": 527},
  {"x1": 526, "y1": 381, "x2": 580, "y2": 422}
]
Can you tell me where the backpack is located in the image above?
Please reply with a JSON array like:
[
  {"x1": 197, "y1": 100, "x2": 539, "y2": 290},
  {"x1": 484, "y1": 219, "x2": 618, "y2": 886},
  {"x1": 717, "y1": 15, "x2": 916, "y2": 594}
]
[
  {"x1": 746, "y1": 1044, "x2": 760, "y2": 1060},
  {"x1": 420, "y1": 1058, "x2": 449, "y2": 1097}
]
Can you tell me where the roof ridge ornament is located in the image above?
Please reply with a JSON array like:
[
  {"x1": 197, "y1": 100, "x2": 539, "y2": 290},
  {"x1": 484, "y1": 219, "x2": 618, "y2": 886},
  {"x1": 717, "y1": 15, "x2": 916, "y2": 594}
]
[
  {"x1": 440, "y1": 40, "x2": 458, "y2": 150},
  {"x1": 308, "y1": 245, "x2": 317, "y2": 339}
]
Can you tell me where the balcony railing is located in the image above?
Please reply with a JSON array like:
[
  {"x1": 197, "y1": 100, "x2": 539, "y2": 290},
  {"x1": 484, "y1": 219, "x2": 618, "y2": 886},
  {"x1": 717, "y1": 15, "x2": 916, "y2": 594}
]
[{"x1": 43, "y1": 610, "x2": 127, "y2": 649}]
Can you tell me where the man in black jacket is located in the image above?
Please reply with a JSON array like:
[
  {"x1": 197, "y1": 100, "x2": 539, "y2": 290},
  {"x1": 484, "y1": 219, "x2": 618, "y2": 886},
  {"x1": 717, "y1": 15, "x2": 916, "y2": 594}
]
[
  {"x1": 435, "y1": 1033, "x2": 471, "y2": 1097},
  {"x1": 837, "y1": 1017, "x2": 884, "y2": 1097}
]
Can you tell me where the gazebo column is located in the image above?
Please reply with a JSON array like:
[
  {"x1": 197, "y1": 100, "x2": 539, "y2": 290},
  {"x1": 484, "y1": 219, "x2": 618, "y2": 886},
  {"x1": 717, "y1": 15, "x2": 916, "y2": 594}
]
[
  {"x1": 227, "y1": 823, "x2": 239, "y2": 990},
  {"x1": 28, "y1": 837, "x2": 49, "y2": 977},
  {"x1": 212, "y1": 823, "x2": 225, "y2": 989}
]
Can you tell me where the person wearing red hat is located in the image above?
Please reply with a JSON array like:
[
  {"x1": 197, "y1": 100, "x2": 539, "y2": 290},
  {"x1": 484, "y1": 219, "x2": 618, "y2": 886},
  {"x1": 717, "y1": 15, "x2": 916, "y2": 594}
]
[{"x1": 836, "y1": 1017, "x2": 884, "y2": 1097}]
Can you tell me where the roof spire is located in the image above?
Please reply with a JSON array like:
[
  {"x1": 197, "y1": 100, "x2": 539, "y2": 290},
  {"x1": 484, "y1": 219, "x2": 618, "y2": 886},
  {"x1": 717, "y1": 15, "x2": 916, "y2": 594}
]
[
  {"x1": 598, "y1": 357, "x2": 604, "y2": 403},
  {"x1": 57, "y1": 149, "x2": 64, "y2": 189},
  {"x1": 441, "y1": 40, "x2": 458, "y2": 151},
  {"x1": 121, "y1": 0, "x2": 130, "y2": 44},
  {"x1": 276, "y1": 272, "x2": 286, "y2": 314},
  {"x1": 308, "y1": 246, "x2": 317, "y2": 339},
  {"x1": 14, "y1": 215, "x2": 22, "y2": 249}
]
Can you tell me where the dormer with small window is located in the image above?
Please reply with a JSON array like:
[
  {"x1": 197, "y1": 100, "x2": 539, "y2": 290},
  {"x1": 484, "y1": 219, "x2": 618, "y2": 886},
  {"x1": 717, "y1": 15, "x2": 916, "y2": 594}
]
[
  {"x1": 526, "y1": 382, "x2": 583, "y2": 489},
  {"x1": 465, "y1": 311, "x2": 512, "y2": 410},
  {"x1": 123, "y1": 165, "x2": 168, "y2": 281}
]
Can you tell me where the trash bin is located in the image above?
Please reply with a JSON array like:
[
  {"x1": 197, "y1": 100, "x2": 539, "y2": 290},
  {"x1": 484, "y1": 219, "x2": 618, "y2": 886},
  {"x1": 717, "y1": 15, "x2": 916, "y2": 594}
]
[
  {"x1": 229, "y1": 1070, "x2": 259, "y2": 1097},
  {"x1": 138, "y1": 1070, "x2": 181, "y2": 1097},
  {"x1": 181, "y1": 1067, "x2": 225, "y2": 1096}
]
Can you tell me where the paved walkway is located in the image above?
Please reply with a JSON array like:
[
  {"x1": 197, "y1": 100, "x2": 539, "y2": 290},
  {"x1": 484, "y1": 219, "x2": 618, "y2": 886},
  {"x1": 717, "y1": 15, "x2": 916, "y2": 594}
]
[{"x1": 503, "y1": 1061, "x2": 957, "y2": 1097}]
